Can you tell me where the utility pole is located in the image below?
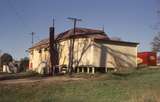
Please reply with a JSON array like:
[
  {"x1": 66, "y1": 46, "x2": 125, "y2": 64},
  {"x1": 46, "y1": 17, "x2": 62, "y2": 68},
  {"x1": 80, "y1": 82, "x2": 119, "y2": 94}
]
[
  {"x1": 30, "y1": 32, "x2": 35, "y2": 46},
  {"x1": 102, "y1": 25, "x2": 104, "y2": 32},
  {"x1": 49, "y1": 18, "x2": 57, "y2": 76},
  {"x1": 67, "y1": 17, "x2": 82, "y2": 75}
]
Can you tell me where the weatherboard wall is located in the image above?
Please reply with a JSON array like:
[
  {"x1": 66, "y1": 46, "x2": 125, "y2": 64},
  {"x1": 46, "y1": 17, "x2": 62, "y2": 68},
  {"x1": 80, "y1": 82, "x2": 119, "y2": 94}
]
[
  {"x1": 93, "y1": 41, "x2": 138, "y2": 69},
  {"x1": 58, "y1": 38, "x2": 93, "y2": 67},
  {"x1": 29, "y1": 38, "x2": 138, "y2": 73}
]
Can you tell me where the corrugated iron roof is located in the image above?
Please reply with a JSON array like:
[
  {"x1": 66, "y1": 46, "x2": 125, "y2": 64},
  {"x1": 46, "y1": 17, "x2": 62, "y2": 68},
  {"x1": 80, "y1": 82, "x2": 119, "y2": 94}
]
[
  {"x1": 29, "y1": 27, "x2": 109, "y2": 49},
  {"x1": 94, "y1": 38, "x2": 139, "y2": 46},
  {"x1": 29, "y1": 27, "x2": 139, "y2": 50},
  {"x1": 56, "y1": 27, "x2": 109, "y2": 40},
  {"x1": 30, "y1": 38, "x2": 49, "y2": 49}
]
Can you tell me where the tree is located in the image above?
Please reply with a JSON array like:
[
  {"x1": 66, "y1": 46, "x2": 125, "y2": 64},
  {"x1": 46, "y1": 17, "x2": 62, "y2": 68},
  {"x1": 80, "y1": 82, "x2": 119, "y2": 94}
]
[
  {"x1": 0, "y1": 50, "x2": 2, "y2": 71},
  {"x1": 152, "y1": 0, "x2": 160, "y2": 52},
  {"x1": 0, "y1": 53, "x2": 13, "y2": 66},
  {"x1": 19, "y1": 57, "x2": 29, "y2": 72},
  {"x1": 151, "y1": 32, "x2": 160, "y2": 52}
]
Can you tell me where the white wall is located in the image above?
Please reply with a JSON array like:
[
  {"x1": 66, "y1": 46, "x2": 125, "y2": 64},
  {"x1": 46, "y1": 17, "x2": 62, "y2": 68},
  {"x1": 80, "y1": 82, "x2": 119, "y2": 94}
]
[{"x1": 93, "y1": 42, "x2": 138, "y2": 69}]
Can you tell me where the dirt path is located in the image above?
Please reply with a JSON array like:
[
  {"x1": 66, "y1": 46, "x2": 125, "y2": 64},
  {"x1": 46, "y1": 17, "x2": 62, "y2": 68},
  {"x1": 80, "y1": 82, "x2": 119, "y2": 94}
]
[{"x1": 0, "y1": 76, "x2": 85, "y2": 85}]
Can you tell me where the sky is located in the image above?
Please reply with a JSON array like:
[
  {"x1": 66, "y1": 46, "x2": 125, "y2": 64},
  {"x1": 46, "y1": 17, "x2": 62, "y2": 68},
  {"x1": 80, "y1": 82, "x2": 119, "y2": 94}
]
[{"x1": 0, "y1": 0, "x2": 158, "y2": 60}]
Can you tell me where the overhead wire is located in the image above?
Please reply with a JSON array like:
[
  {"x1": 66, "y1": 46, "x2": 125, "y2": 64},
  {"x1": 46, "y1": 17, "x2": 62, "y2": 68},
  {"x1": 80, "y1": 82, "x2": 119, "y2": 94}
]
[
  {"x1": 6, "y1": 0, "x2": 40, "y2": 45},
  {"x1": 7, "y1": 0, "x2": 30, "y2": 29}
]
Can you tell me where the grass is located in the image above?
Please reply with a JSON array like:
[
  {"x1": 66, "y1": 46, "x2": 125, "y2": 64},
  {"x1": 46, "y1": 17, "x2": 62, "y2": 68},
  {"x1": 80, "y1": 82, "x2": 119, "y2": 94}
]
[{"x1": 1, "y1": 68, "x2": 160, "y2": 102}]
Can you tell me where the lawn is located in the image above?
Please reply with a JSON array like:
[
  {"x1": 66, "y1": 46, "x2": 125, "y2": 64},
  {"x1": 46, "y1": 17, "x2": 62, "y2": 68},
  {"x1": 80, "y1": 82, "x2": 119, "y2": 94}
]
[{"x1": 0, "y1": 68, "x2": 160, "y2": 102}]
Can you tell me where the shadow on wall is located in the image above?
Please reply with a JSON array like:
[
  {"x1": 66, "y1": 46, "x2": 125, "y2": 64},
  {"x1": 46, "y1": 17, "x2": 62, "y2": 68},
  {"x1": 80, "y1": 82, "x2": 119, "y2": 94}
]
[
  {"x1": 100, "y1": 45, "x2": 107, "y2": 67},
  {"x1": 58, "y1": 38, "x2": 92, "y2": 67},
  {"x1": 75, "y1": 38, "x2": 92, "y2": 67},
  {"x1": 94, "y1": 43, "x2": 136, "y2": 70},
  {"x1": 58, "y1": 39, "x2": 137, "y2": 71}
]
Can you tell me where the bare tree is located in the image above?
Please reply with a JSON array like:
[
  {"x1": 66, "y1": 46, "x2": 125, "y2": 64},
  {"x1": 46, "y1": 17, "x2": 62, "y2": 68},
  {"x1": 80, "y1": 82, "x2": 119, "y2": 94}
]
[
  {"x1": 67, "y1": 17, "x2": 82, "y2": 75},
  {"x1": 0, "y1": 50, "x2": 2, "y2": 70},
  {"x1": 152, "y1": 0, "x2": 160, "y2": 52},
  {"x1": 151, "y1": 32, "x2": 160, "y2": 52}
]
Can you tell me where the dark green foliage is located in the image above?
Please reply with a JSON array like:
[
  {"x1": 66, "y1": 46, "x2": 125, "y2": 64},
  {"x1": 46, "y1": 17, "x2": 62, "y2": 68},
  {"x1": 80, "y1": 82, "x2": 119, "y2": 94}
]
[
  {"x1": 0, "y1": 53, "x2": 13, "y2": 65},
  {"x1": 19, "y1": 57, "x2": 29, "y2": 72}
]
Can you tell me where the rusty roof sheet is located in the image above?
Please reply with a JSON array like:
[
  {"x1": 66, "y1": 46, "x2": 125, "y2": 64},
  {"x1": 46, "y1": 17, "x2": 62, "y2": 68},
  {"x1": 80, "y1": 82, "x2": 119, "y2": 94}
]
[
  {"x1": 56, "y1": 27, "x2": 109, "y2": 40},
  {"x1": 29, "y1": 28, "x2": 109, "y2": 49}
]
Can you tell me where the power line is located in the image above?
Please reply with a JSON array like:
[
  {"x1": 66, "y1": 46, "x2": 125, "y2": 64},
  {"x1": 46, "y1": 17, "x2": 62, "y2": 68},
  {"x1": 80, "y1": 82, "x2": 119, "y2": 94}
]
[
  {"x1": 7, "y1": 0, "x2": 34, "y2": 47},
  {"x1": 7, "y1": 0, "x2": 30, "y2": 29}
]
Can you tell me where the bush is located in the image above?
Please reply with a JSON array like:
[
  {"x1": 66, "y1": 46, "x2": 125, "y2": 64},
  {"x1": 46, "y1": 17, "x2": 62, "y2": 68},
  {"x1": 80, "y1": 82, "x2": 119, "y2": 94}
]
[{"x1": 19, "y1": 57, "x2": 29, "y2": 72}]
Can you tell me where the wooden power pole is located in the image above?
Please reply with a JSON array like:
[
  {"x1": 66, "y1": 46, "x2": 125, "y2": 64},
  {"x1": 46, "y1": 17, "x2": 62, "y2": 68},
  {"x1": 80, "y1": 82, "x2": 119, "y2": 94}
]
[
  {"x1": 30, "y1": 32, "x2": 35, "y2": 46},
  {"x1": 67, "y1": 17, "x2": 82, "y2": 75}
]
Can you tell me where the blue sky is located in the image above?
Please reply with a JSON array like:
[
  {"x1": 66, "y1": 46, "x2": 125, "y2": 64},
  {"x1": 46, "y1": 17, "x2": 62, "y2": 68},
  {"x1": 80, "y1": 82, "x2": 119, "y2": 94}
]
[{"x1": 0, "y1": 0, "x2": 158, "y2": 59}]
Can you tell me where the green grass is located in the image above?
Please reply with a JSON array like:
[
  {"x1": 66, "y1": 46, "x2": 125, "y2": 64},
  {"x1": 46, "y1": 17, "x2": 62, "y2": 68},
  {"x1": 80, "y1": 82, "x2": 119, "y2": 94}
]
[{"x1": 1, "y1": 68, "x2": 160, "y2": 102}]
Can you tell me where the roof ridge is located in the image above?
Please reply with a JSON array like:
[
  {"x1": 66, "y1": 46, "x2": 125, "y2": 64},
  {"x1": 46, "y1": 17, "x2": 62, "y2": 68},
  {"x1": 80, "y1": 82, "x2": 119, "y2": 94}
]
[{"x1": 30, "y1": 27, "x2": 110, "y2": 49}]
